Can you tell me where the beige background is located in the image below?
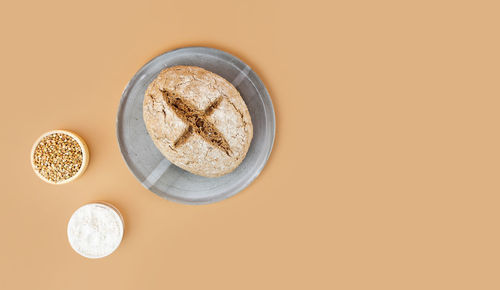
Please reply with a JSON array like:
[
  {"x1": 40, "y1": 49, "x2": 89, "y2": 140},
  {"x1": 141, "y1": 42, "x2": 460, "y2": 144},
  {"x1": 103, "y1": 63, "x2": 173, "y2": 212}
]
[{"x1": 1, "y1": 0, "x2": 499, "y2": 289}]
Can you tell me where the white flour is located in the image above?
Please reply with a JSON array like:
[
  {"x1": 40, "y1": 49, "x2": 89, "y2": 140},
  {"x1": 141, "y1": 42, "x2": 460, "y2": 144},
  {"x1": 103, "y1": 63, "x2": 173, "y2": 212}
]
[{"x1": 67, "y1": 203, "x2": 124, "y2": 258}]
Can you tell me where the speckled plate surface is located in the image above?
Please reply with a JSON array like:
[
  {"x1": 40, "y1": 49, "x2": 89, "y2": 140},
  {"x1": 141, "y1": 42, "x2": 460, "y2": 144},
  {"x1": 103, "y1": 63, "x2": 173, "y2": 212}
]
[{"x1": 116, "y1": 47, "x2": 275, "y2": 204}]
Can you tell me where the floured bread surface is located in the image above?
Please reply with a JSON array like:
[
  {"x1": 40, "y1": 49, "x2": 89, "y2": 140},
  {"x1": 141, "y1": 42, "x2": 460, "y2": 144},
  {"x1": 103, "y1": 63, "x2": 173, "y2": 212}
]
[{"x1": 143, "y1": 66, "x2": 253, "y2": 177}]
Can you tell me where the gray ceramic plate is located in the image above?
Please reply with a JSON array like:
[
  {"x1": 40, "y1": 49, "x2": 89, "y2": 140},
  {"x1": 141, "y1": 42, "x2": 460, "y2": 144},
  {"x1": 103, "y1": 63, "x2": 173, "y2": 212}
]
[{"x1": 117, "y1": 47, "x2": 275, "y2": 204}]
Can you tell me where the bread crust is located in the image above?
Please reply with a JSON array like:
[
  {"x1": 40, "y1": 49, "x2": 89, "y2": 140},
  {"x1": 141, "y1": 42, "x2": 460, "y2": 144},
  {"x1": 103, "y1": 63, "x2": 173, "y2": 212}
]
[{"x1": 143, "y1": 66, "x2": 253, "y2": 177}]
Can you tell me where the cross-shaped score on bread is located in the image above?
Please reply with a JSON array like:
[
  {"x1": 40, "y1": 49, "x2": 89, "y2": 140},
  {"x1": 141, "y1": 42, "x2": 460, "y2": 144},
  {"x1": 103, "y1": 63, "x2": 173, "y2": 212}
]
[{"x1": 160, "y1": 89, "x2": 232, "y2": 156}]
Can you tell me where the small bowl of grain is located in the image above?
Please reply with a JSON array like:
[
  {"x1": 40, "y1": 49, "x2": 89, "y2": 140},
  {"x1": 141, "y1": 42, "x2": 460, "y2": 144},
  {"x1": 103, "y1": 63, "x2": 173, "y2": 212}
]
[{"x1": 31, "y1": 130, "x2": 89, "y2": 184}]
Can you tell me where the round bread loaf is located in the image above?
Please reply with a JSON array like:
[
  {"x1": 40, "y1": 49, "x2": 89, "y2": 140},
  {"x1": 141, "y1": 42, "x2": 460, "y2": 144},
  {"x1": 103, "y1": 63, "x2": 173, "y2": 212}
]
[{"x1": 143, "y1": 66, "x2": 253, "y2": 177}]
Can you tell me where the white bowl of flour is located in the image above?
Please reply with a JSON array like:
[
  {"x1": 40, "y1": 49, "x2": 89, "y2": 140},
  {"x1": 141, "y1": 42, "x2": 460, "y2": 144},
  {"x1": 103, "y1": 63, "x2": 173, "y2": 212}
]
[{"x1": 67, "y1": 203, "x2": 124, "y2": 258}]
